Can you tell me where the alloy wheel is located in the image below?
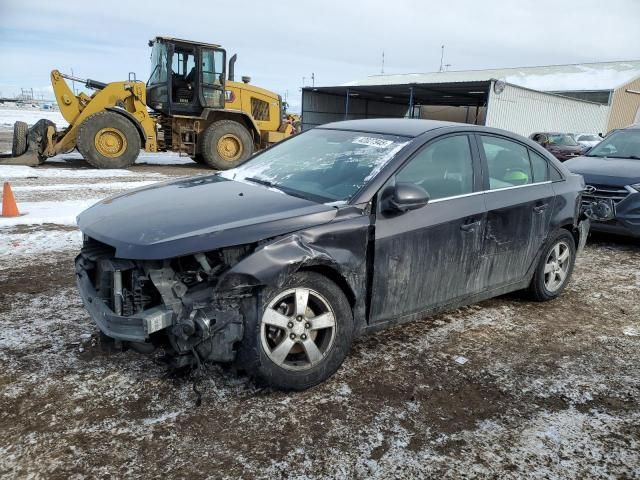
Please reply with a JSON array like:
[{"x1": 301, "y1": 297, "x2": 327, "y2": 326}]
[
  {"x1": 544, "y1": 240, "x2": 571, "y2": 292},
  {"x1": 260, "y1": 287, "x2": 337, "y2": 371}
]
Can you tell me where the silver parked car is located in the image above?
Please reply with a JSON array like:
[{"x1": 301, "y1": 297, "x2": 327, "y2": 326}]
[{"x1": 571, "y1": 133, "x2": 602, "y2": 149}]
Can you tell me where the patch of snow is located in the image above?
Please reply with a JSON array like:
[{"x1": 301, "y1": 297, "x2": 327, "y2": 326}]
[
  {"x1": 10, "y1": 181, "x2": 158, "y2": 192},
  {"x1": 135, "y1": 152, "x2": 195, "y2": 165},
  {"x1": 47, "y1": 150, "x2": 195, "y2": 166},
  {"x1": 0, "y1": 229, "x2": 81, "y2": 257},
  {"x1": 0, "y1": 199, "x2": 99, "y2": 227},
  {"x1": 503, "y1": 64, "x2": 640, "y2": 92},
  {"x1": 143, "y1": 411, "x2": 182, "y2": 426},
  {"x1": 0, "y1": 165, "x2": 161, "y2": 179},
  {"x1": 623, "y1": 325, "x2": 639, "y2": 337},
  {"x1": 0, "y1": 106, "x2": 68, "y2": 128}
]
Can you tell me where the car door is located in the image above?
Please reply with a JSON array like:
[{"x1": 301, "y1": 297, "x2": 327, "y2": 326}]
[
  {"x1": 476, "y1": 134, "x2": 555, "y2": 288},
  {"x1": 369, "y1": 134, "x2": 487, "y2": 325}
]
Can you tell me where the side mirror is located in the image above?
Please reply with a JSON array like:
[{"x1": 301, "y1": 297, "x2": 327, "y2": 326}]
[{"x1": 383, "y1": 182, "x2": 430, "y2": 213}]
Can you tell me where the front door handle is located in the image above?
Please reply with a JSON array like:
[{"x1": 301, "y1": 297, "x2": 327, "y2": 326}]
[
  {"x1": 533, "y1": 203, "x2": 549, "y2": 213},
  {"x1": 460, "y1": 220, "x2": 481, "y2": 232}
]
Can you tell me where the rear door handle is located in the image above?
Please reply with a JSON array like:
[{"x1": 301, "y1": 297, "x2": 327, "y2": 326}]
[
  {"x1": 533, "y1": 203, "x2": 548, "y2": 213},
  {"x1": 460, "y1": 220, "x2": 481, "y2": 232}
]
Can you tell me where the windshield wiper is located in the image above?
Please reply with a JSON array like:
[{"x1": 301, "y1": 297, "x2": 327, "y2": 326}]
[
  {"x1": 244, "y1": 176, "x2": 277, "y2": 188},
  {"x1": 243, "y1": 176, "x2": 329, "y2": 203}
]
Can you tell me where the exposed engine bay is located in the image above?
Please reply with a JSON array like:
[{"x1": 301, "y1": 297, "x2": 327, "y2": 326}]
[{"x1": 75, "y1": 237, "x2": 255, "y2": 367}]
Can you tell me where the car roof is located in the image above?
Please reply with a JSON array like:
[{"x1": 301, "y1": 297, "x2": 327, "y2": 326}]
[{"x1": 318, "y1": 119, "x2": 460, "y2": 137}]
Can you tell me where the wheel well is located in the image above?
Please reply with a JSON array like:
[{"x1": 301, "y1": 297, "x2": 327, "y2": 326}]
[
  {"x1": 298, "y1": 265, "x2": 356, "y2": 309},
  {"x1": 104, "y1": 107, "x2": 146, "y2": 145},
  {"x1": 205, "y1": 111, "x2": 259, "y2": 144},
  {"x1": 560, "y1": 224, "x2": 579, "y2": 247}
]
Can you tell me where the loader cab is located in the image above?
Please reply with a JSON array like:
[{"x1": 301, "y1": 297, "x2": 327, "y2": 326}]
[{"x1": 146, "y1": 37, "x2": 226, "y2": 116}]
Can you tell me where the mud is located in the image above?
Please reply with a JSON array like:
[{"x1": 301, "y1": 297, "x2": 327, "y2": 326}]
[{"x1": 0, "y1": 149, "x2": 639, "y2": 478}]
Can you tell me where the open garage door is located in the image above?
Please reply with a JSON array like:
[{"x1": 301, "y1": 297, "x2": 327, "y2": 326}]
[{"x1": 301, "y1": 81, "x2": 491, "y2": 131}]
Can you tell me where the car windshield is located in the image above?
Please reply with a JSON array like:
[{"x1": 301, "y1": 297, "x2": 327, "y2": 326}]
[
  {"x1": 548, "y1": 134, "x2": 578, "y2": 146},
  {"x1": 222, "y1": 129, "x2": 410, "y2": 203},
  {"x1": 587, "y1": 130, "x2": 640, "y2": 159},
  {"x1": 577, "y1": 134, "x2": 599, "y2": 142}
]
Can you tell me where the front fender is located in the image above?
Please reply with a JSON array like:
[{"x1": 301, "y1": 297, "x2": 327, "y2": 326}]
[{"x1": 216, "y1": 212, "x2": 371, "y2": 333}]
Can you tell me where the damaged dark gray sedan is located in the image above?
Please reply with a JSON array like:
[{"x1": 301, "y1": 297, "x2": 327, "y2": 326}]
[{"x1": 75, "y1": 119, "x2": 588, "y2": 390}]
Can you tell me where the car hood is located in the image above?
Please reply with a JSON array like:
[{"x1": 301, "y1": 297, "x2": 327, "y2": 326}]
[
  {"x1": 77, "y1": 175, "x2": 338, "y2": 259},
  {"x1": 564, "y1": 155, "x2": 640, "y2": 186}
]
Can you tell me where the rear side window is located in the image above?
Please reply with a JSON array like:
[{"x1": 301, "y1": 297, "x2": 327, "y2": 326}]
[
  {"x1": 549, "y1": 165, "x2": 563, "y2": 181},
  {"x1": 529, "y1": 150, "x2": 549, "y2": 182},
  {"x1": 396, "y1": 135, "x2": 474, "y2": 200},
  {"x1": 480, "y1": 136, "x2": 532, "y2": 189}
]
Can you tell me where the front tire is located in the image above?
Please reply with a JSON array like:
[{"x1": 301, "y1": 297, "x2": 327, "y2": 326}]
[
  {"x1": 200, "y1": 120, "x2": 253, "y2": 170},
  {"x1": 237, "y1": 271, "x2": 354, "y2": 390},
  {"x1": 77, "y1": 111, "x2": 141, "y2": 169},
  {"x1": 528, "y1": 230, "x2": 576, "y2": 301}
]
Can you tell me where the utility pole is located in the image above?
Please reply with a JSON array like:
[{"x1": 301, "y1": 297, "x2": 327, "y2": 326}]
[
  {"x1": 381, "y1": 50, "x2": 385, "y2": 74},
  {"x1": 71, "y1": 67, "x2": 77, "y2": 95},
  {"x1": 302, "y1": 76, "x2": 306, "y2": 88},
  {"x1": 439, "y1": 45, "x2": 445, "y2": 72},
  {"x1": 311, "y1": 73, "x2": 315, "y2": 87}
]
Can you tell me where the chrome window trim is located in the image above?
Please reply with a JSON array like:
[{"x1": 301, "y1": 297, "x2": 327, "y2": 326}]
[
  {"x1": 429, "y1": 190, "x2": 484, "y2": 204},
  {"x1": 428, "y1": 181, "x2": 553, "y2": 204}
]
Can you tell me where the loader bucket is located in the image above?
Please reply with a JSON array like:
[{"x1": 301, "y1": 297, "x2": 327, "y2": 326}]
[{"x1": 0, "y1": 119, "x2": 57, "y2": 166}]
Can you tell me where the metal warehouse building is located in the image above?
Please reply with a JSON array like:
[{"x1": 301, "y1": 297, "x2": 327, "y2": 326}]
[{"x1": 301, "y1": 61, "x2": 640, "y2": 136}]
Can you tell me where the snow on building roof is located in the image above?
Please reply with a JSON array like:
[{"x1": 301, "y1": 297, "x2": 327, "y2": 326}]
[{"x1": 343, "y1": 60, "x2": 640, "y2": 92}]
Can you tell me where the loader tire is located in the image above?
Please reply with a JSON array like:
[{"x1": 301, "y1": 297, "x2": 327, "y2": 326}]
[
  {"x1": 77, "y1": 111, "x2": 141, "y2": 169},
  {"x1": 192, "y1": 154, "x2": 206, "y2": 165},
  {"x1": 11, "y1": 121, "x2": 28, "y2": 157},
  {"x1": 200, "y1": 120, "x2": 253, "y2": 170}
]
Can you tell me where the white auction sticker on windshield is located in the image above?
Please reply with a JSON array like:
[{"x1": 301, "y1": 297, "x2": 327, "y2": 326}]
[{"x1": 352, "y1": 136, "x2": 394, "y2": 148}]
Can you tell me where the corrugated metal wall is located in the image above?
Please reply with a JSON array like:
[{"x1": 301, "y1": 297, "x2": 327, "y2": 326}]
[
  {"x1": 301, "y1": 91, "x2": 409, "y2": 130},
  {"x1": 607, "y1": 77, "x2": 640, "y2": 132},
  {"x1": 486, "y1": 83, "x2": 610, "y2": 137}
]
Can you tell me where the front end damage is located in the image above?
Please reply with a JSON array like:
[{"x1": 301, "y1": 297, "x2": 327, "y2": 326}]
[{"x1": 75, "y1": 237, "x2": 253, "y2": 367}]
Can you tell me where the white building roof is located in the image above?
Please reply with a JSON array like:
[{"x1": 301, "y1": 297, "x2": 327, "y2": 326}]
[{"x1": 343, "y1": 60, "x2": 640, "y2": 92}]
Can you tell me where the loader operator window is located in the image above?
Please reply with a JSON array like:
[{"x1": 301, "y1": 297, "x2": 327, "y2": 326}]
[
  {"x1": 148, "y1": 42, "x2": 168, "y2": 85},
  {"x1": 201, "y1": 49, "x2": 225, "y2": 108},
  {"x1": 171, "y1": 51, "x2": 196, "y2": 104},
  {"x1": 147, "y1": 42, "x2": 169, "y2": 109}
]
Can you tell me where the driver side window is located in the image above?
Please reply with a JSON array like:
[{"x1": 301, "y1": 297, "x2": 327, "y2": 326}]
[{"x1": 396, "y1": 135, "x2": 474, "y2": 201}]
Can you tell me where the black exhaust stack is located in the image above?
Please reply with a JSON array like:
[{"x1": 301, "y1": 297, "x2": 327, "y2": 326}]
[{"x1": 228, "y1": 54, "x2": 237, "y2": 81}]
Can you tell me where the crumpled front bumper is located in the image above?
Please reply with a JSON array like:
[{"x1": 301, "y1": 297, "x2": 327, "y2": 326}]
[
  {"x1": 588, "y1": 190, "x2": 640, "y2": 238},
  {"x1": 75, "y1": 257, "x2": 173, "y2": 342}
]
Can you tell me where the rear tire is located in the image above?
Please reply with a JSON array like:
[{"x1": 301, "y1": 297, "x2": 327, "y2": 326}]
[
  {"x1": 77, "y1": 111, "x2": 141, "y2": 169},
  {"x1": 200, "y1": 120, "x2": 253, "y2": 170},
  {"x1": 236, "y1": 271, "x2": 354, "y2": 390},
  {"x1": 11, "y1": 121, "x2": 28, "y2": 157},
  {"x1": 527, "y1": 229, "x2": 576, "y2": 301}
]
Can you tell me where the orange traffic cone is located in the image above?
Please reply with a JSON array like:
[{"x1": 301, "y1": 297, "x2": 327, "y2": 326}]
[{"x1": 2, "y1": 182, "x2": 20, "y2": 217}]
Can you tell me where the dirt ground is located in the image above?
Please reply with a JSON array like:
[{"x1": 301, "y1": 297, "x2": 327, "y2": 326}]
[{"x1": 1, "y1": 128, "x2": 639, "y2": 479}]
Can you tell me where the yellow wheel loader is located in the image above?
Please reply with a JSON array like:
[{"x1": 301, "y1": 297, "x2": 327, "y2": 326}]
[{"x1": 6, "y1": 37, "x2": 298, "y2": 170}]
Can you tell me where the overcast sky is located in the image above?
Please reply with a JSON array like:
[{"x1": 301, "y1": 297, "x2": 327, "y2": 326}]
[{"x1": 1, "y1": 0, "x2": 639, "y2": 111}]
